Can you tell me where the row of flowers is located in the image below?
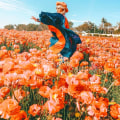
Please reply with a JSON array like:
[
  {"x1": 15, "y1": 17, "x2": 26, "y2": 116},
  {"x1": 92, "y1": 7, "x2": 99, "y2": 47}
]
[{"x1": 0, "y1": 29, "x2": 120, "y2": 120}]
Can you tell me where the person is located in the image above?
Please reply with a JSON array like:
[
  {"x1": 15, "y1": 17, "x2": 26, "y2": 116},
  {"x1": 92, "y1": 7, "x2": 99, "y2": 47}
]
[{"x1": 31, "y1": 1, "x2": 81, "y2": 58}]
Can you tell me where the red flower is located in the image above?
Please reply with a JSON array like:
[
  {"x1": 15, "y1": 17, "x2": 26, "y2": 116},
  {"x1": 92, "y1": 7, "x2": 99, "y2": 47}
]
[
  {"x1": 110, "y1": 104, "x2": 120, "y2": 119},
  {"x1": 28, "y1": 104, "x2": 41, "y2": 116}
]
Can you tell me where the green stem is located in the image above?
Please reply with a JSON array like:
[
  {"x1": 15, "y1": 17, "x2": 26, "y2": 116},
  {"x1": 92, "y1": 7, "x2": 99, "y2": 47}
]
[
  {"x1": 107, "y1": 81, "x2": 115, "y2": 94},
  {"x1": 64, "y1": 105, "x2": 66, "y2": 120}
]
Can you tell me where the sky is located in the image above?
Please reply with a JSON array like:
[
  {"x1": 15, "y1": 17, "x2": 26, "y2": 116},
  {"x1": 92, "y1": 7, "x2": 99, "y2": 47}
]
[{"x1": 0, "y1": 0, "x2": 120, "y2": 28}]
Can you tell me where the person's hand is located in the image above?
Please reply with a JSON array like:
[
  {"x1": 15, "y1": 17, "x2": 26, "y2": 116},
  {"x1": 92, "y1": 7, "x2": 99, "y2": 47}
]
[{"x1": 31, "y1": 16, "x2": 39, "y2": 22}]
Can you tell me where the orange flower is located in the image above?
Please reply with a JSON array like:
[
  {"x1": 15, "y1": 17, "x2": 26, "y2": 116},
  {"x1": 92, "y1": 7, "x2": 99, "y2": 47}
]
[
  {"x1": 85, "y1": 116, "x2": 92, "y2": 120},
  {"x1": 66, "y1": 74, "x2": 90, "y2": 97},
  {"x1": 38, "y1": 86, "x2": 51, "y2": 98},
  {"x1": 14, "y1": 49, "x2": 20, "y2": 53},
  {"x1": 89, "y1": 74, "x2": 101, "y2": 84},
  {"x1": 78, "y1": 91, "x2": 94, "y2": 104},
  {"x1": 20, "y1": 40, "x2": 26, "y2": 44},
  {"x1": 0, "y1": 99, "x2": 21, "y2": 119},
  {"x1": 55, "y1": 73, "x2": 68, "y2": 88},
  {"x1": 28, "y1": 104, "x2": 41, "y2": 116},
  {"x1": 69, "y1": 51, "x2": 84, "y2": 67},
  {"x1": 0, "y1": 96, "x2": 3, "y2": 103},
  {"x1": 60, "y1": 63, "x2": 68, "y2": 72},
  {"x1": 0, "y1": 87, "x2": 10, "y2": 98},
  {"x1": 104, "y1": 62, "x2": 115, "y2": 72},
  {"x1": 80, "y1": 61, "x2": 89, "y2": 67},
  {"x1": 70, "y1": 59, "x2": 79, "y2": 67},
  {"x1": 0, "y1": 73, "x2": 4, "y2": 87},
  {"x1": 89, "y1": 84, "x2": 108, "y2": 94},
  {"x1": 76, "y1": 71, "x2": 91, "y2": 81},
  {"x1": 43, "y1": 99, "x2": 64, "y2": 114},
  {"x1": 50, "y1": 88, "x2": 65, "y2": 103},
  {"x1": 110, "y1": 104, "x2": 120, "y2": 119},
  {"x1": 0, "y1": 50, "x2": 8, "y2": 59},
  {"x1": 48, "y1": 68, "x2": 57, "y2": 77},
  {"x1": 52, "y1": 117, "x2": 62, "y2": 120},
  {"x1": 22, "y1": 74, "x2": 43, "y2": 89},
  {"x1": 114, "y1": 80, "x2": 120, "y2": 86},
  {"x1": 43, "y1": 88, "x2": 65, "y2": 114},
  {"x1": 1, "y1": 46, "x2": 6, "y2": 50},
  {"x1": 42, "y1": 48, "x2": 47, "y2": 52},
  {"x1": 2, "y1": 61, "x2": 15, "y2": 73},
  {"x1": 19, "y1": 61, "x2": 36, "y2": 71},
  {"x1": 4, "y1": 73, "x2": 19, "y2": 85},
  {"x1": 70, "y1": 51, "x2": 84, "y2": 61},
  {"x1": 10, "y1": 110, "x2": 29, "y2": 120},
  {"x1": 113, "y1": 67, "x2": 120, "y2": 79},
  {"x1": 93, "y1": 97, "x2": 109, "y2": 118},
  {"x1": 89, "y1": 56, "x2": 94, "y2": 62},
  {"x1": 14, "y1": 89, "x2": 26, "y2": 102},
  {"x1": 13, "y1": 44, "x2": 19, "y2": 49},
  {"x1": 68, "y1": 84, "x2": 88, "y2": 98},
  {"x1": 29, "y1": 48, "x2": 38, "y2": 53},
  {"x1": 35, "y1": 68, "x2": 45, "y2": 77}
]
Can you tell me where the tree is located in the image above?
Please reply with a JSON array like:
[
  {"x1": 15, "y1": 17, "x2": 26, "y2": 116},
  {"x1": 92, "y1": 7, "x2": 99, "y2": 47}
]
[
  {"x1": 104, "y1": 22, "x2": 112, "y2": 34},
  {"x1": 75, "y1": 21, "x2": 98, "y2": 33},
  {"x1": 116, "y1": 22, "x2": 120, "y2": 29},
  {"x1": 4, "y1": 24, "x2": 14, "y2": 30},
  {"x1": 100, "y1": 18, "x2": 107, "y2": 33},
  {"x1": 76, "y1": 22, "x2": 89, "y2": 32},
  {"x1": 39, "y1": 24, "x2": 48, "y2": 30},
  {"x1": 114, "y1": 22, "x2": 120, "y2": 34},
  {"x1": 99, "y1": 18, "x2": 113, "y2": 34},
  {"x1": 69, "y1": 21, "x2": 73, "y2": 28},
  {"x1": 26, "y1": 23, "x2": 38, "y2": 31},
  {"x1": 16, "y1": 24, "x2": 27, "y2": 31}
]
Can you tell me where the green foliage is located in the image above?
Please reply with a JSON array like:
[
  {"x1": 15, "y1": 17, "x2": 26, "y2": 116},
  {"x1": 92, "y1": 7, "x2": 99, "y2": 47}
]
[
  {"x1": 26, "y1": 23, "x2": 38, "y2": 31},
  {"x1": 75, "y1": 21, "x2": 99, "y2": 33},
  {"x1": 114, "y1": 29, "x2": 120, "y2": 34},
  {"x1": 18, "y1": 42, "x2": 41, "y2": 53},
  {"x1": 0, "y1": 40, "x2": 41, "y2": 52},
  {"x1": 4, "y1": 23, "x2": 48, "y2": 31},
  {"x1": 69, "y1": 21, "x2": 74, "y2": 28},
  {"x1": 96, "y1": 72, "x2": 120, "y2": 104},
  {"x1": 3, "y1": 18, "x2": 120, "y2": 34},
  {"x1": 19, "y1": 87, "x2": 48, "y2": 119},
  {"x1": 4, "y1": 24, "x2": 14, "y2": 30},
  {"x1": 79, "y1": 52, "x2": 91, "y2": 66},
  {"x1": 16, "y1": 24, "x2": 27, "y2": 31}
]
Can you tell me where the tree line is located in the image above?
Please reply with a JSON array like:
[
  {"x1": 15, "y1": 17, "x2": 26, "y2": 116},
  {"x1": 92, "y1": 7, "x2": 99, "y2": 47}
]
[
  {"x1": 4, "y1": 21, "x2": 73, "y2": 31},
  {"x1": 4, "y1": 23, "x2": 48, "y2": 31},
  {"x1": 75, "y1": 18, "x2": 120, "y2": 34},
  {"x1": 4, "y1": 18, "x2": 120, "y2": 34}
]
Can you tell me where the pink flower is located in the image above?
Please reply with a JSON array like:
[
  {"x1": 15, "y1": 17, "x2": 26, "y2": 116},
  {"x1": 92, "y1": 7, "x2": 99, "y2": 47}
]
[
  {"x1": 90, "y1": 74, "x2": 101, "y2": 84},
  {"x1": 78, "y1": 91, "x2": 94, "y2": 104}
]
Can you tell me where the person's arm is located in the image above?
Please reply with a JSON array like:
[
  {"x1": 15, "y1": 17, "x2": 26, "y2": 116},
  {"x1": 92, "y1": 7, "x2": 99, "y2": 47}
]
[{"x1": 31, "y1": 16, "x2": 40, "y2": 22}]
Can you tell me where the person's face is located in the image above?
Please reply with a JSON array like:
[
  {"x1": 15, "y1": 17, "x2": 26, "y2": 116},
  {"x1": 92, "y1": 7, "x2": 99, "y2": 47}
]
[{"x1": 56, "y1": 6, "x2": 66, "y2": 15}]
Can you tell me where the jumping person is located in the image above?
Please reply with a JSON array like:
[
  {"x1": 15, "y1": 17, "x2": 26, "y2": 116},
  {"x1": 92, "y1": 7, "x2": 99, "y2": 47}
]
[{"x1": 31, "y1": 1, "x2": 81, "y2": 58}]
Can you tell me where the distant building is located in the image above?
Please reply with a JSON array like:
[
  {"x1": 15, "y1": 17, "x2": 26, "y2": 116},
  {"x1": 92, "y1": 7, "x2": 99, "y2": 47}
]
[
  {"x1": 81, "y1": 31, "x2": 87, "y2": 36},
  {"x1": 114, "y1": 26, "x2": 119, "y2": 31}
]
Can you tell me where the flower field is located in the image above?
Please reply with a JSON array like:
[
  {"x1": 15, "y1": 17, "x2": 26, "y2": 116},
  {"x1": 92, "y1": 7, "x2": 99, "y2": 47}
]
[{"x1": 0, "y1": 29, "x2": 120, "y2": 120}]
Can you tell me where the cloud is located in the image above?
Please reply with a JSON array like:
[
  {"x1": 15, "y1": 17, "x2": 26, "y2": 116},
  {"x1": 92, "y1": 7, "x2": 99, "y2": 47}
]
[
  {"x1": 70, "y1": 19, "x2": 89, "y2": 23},
  {"x1": 0, "y1": 1, "x2": 17, "y2": 10},
  {"x1": 0, "y1": 0, "x2": 37, "y2": 28},
  {"x1": 0, "y1": 0, "x2": 36, "y2": 15},
  {"x1": 72, "y1": 14, "x2": 77, "y2": 17}
]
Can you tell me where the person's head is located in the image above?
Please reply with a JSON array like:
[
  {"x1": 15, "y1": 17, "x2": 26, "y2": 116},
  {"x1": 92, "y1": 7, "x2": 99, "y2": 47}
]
[{"x1": 56, "y1": 1, "x2": 68, "y2": 15}]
